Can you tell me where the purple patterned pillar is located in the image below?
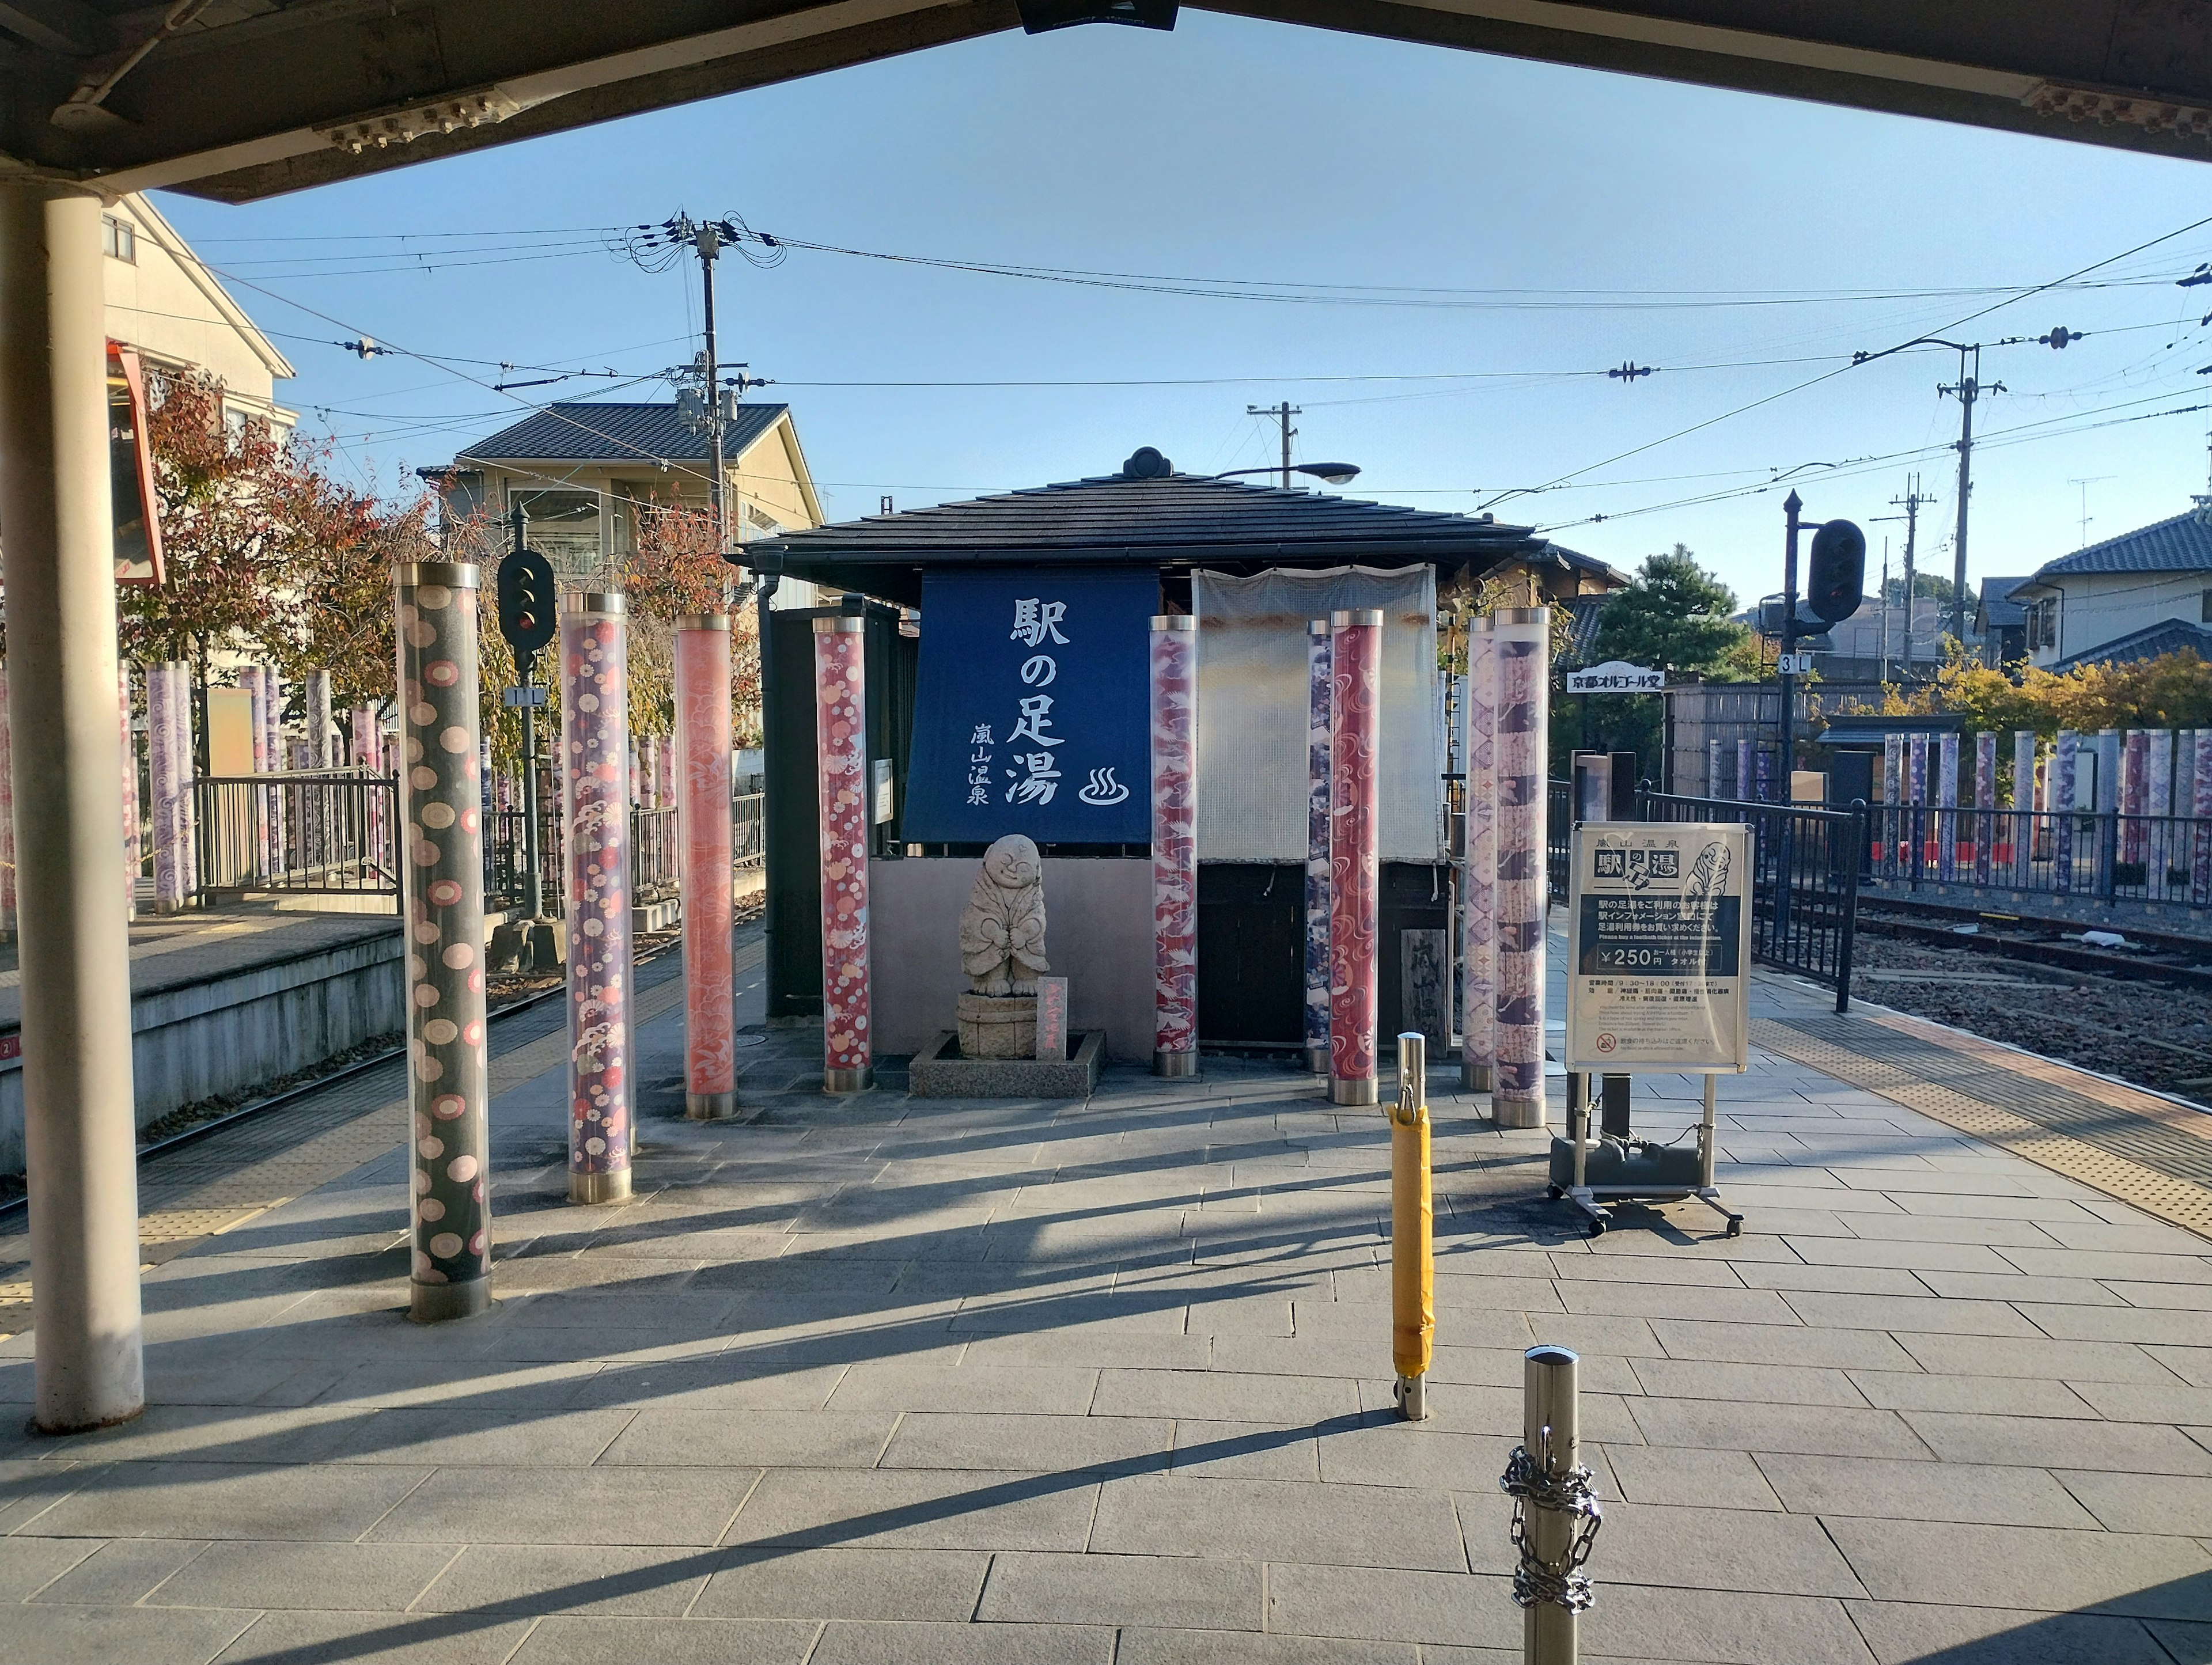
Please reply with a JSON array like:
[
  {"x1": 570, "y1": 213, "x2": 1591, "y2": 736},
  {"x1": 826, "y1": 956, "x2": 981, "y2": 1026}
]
[
  {"x1": 1735, "y1": 738, "x2": 1752, "y2": 802},
  {"x1": 2123, "y1": 730, "x2": 2149, "y2": 870},
  {"x1": 1908, "y1": 733, "x2": 1929, "y2": 871},
  {"x1": 2012, "y1": 730, "x2": 2036, "y2": 888},
  {"x1": 118, "y1": 665, "x2": 137, "y2": 920},
  {"x1": 393, "y1": 560, "x2": 493, "y2": 1322},
  {"x1": 148, "y1": 663, "x2": 185, "y2": 913},
  {"x1": 1706, "y1": 736, "x2": 1722, "y2": 799},
  {"x1": 1491, "y1": 606, "x2": 1550, "y2": 1130},
  {"x1": 1937, "y1": 731, "x2": 1959, "y2": 883},
  {"x1": 2147, "y1": 729, "x2": 2174, "y2": 896},
  {"x1": 562, "y1": 591, "x2": 634, "y2": 1201},
  {"x1": 1152, "y1": 614, "x2": 1199, "y2": 1078},
  {"x1": 1304, "y1": 619, "x2": 1331, "y2": 1075},
  {"x1": 2177, "y1": 733, "x2": 2196, "y2": 898},
  {"x1": 678, "y1": 617, "x2": 737, "y2": 1118},
  {"x1": 1881, "y1": 733, "x2": 1902, "y2": 877},
  {"x1": 1327, "y1": 608, "x2": 1380, "y2": 1105},
  {"x1": 1974, "y1": 731, "x2": 1995, "y2": 885},
  {"x1": 814, "y1": 616, "x2": 874, "y2": 1093},
  {"x1": 1753, "y1": 748, "x2": 1772, "y2": 804},
  {"x1": 1461, "y1": 616, "x2": 1496, "y2": 1093},
  {"x1": 2194, "y1": 730, "x2": 2212, "y2": 907},
  {"x1": 2055, "y1": 729, "x2": 2078, "y2": 893}
]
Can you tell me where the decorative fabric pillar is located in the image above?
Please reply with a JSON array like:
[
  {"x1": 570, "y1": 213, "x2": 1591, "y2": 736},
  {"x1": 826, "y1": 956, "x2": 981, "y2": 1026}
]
[
  {"x1": 1491, "y1": 606, "x2": 1550, "y2": 1130},
  {"x1": 241, "y1": 668, "x2": 268, "y2": 877},
  {"x1": 677, "y1": 616, "x2": 736, "y2": 1119},
  {"x1": 149, "y1": 664, "x2": 184, "y2": 913},
  {"x1": 2055, "y1": 729, "x2": 2078, "y2": 893},
  {"x1": 1753, "y1": 748, "x2": 1772, "y2": 804},
  {"x1": 1461, "y1": 617, "x2": 1496, "y2": 1093},
  {"x1": 813, "y1": 616, "x2": 874, "y2": 1093},
  {"x1": 1734, "y1": 738, "x2": 1751, "y2": 802},
  {"x1": 1937, "y1": 732, "x2": 1959, "y2": 883},
  {"x1": 118, "y1": 665, "x2": 137, "y2": 920},
  {"x1": 393, "y1": 560, "x2": 493, "y2": 1322},
  {"x1": 0, "y1": 666, "x2": 15, "y2": 939},
  {"x1": 307, "y1": 669, "x2": 332, "y2": 769},
  {"x1": 1327, "y1": 608, "x2": 1380, "y2": 1105},
  {"x1": 1150, "y1": 614, "x2": 1199, "y2": 1078},
  {"x1": 1304, "y1": 620, "x2": 1331, "y2": 1076},
  {"x1": 2194, "y1": 730, "x2": 2212, "y2": 907},
  {"x1": 1881, "y1": 733, "x2": 1903, "y2": 877},
  {"x1": 1974, "y1": 732, "x2": 1995, "y2": 885},
  {"x1": 2012, "y1": 730, "x2": 2036, "y2": 888},
  {"x1": 2096, "y1": 729, "x2": 2122, "y2": 892},
  {"x1": 562, "y1": 593, "x2": 634, "y2": 1197},
  {"x1": 2123, "y1": 730, "x2": 2149, "y2": 868},
  {"x1": 2150, "y1": 729, "x2": 2175, "y2": 894},
  {"x1": 1706, "y1": 736, "x2": 1722, "y2": 799},
  {"x1": 264, "y1": 665, "x2": 285, "y2": 878},
  {"x1": 1907, "y1": 733, "x2": 1929, "y2": 871}
]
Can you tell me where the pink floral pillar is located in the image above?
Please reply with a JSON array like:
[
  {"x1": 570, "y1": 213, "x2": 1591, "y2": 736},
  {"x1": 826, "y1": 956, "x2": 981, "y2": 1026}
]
[
  {"x1": 2150, "y1": 729, "x2": 2175, "y2": 895},
  {"x1": 1152, "y1": 615, "x2": 1200, "y2": 1076},
  {"x1": 2124, "y1": 730, "x2": 2149, "y2": 868},
  {"x1": 813, "y1": 616, "x2": 874, "y2": 1093},
  {"x1": 562, "y1": 593, "x2": 634, "y2": 1201},
  {"x1": 1327, "y1": 608, "x2": 1380, "y2": 1106},
  {"x1": 393, "y1": 560, "x2": 493, "y2": 1322},
  {"x1": 264, "y1": 666, "x2": 285, "y2": 877},
  {"x1": 1303, "y1": 620, "x2": 1331, "y2": 1075},
  {"x1": 118, "y1": 666, "x2": 138, "y2": 920},
  {"x1": 1461, "y1": 616, "x2": 1497, "y2": 1093},
  {"x1": 1493, "y1": 607, "x2": 1551, "y2": 1129},
  {"x1": 677, "y1": 615, "x2": 737, "y2": 1118}
]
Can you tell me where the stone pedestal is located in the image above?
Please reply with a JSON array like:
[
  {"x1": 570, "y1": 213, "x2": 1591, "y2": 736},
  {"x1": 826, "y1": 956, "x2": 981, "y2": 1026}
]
[{"x1": 958, "y1": 992, "x2": 1036, "y2": 1059}]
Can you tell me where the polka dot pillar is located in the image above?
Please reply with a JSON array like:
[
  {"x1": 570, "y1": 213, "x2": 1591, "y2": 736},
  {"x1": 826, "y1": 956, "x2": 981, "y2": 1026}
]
[
  {"x1": 393, "y1": 562, "x2": 493, "y2": 1322},
  {"x1": 563, "y1": 593, "x2": 634, "y2": 1200}
]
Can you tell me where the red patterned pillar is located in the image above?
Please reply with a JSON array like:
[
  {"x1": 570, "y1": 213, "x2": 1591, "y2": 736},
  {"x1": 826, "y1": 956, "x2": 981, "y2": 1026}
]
[
  {"x1": 562, "y1": 592, "x2": 633, "y2": 1203},
  {"x1": 813, "y1": 616, "x2": 873, "y2": 1093},
  {"x1": 677, "y1": 615, "x2": 736, "y2": 1118},
  {"x1": 1151, "y1": 615, "x2": 1199, "y2": 1076},
  {"x1": 1328, "y1": 608, "x2": 1381, "y2": 1107},
  {"x1": 1492, "y1": 606, "x2": 1551, "y2": 1129},
  {"x1": 393, "y1": 561, "x2": 493, "y2": 1321}
]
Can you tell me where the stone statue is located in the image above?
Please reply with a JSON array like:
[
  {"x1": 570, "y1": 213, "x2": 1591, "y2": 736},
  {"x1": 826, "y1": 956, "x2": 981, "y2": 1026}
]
[{"x1": 960, "y1": 834, "x2": 1048, "y2": 996}]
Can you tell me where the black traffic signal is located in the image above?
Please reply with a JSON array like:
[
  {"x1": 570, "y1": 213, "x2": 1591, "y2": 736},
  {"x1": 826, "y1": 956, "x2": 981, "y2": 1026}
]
[
  {"x1": 497, "y1": 547, "x2": 559, "y2": 675},
  {"x1": 1804, "y1": 518, "x2": 1866, "y2": 626}
]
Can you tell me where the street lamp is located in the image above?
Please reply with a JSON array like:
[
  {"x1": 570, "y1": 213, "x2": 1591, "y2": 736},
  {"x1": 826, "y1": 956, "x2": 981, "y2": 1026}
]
[{"x1": 1211, "y1": 462, "x2": 1363, "y2": 487}]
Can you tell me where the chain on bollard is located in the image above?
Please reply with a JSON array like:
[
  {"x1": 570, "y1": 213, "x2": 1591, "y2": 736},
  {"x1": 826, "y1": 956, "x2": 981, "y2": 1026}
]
[
  {"x1": 1390, "y1": 1030, "x2": 1434, "y2": 1420},
  {"x1": 1501, "y1": 1344, "x2": 1603, "y2": 1663}
]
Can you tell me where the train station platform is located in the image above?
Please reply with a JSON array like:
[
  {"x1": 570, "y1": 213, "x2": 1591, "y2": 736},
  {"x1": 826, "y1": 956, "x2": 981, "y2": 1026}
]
[{"x1": 1, "y1": 920, "x2": 2211, "y2": 1663}]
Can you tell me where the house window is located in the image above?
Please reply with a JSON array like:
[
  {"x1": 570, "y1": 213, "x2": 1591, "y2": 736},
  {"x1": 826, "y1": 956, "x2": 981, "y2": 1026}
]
[{"x1": 101, "y1": 215, "x2": 135, "y2": 263}]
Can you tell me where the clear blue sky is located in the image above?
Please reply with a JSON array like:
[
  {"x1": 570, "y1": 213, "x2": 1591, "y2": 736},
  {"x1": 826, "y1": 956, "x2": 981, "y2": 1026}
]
[{"x1": 157, "y1": 10, "x2": 2212, "y2": 611}]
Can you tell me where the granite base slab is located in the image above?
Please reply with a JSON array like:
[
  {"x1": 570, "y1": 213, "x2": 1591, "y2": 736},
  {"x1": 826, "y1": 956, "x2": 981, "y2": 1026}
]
[{"x1": 908, "y1": 1029, "x2": 1104, "y2": 1098}]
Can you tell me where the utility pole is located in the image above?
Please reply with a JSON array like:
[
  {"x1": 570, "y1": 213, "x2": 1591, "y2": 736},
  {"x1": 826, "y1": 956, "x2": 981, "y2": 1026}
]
[
  {"x1": 1938, "y1": 347, "x2": 2003, "y2": 651},
  {"x1": 1248, "y1": 402, "x2": 1300, "y2": 488},
  {"x1": 681, "y1": 222, "x2": 729, "y2": 555},
  {"x1": 1874, "y1": 476, "x2": 1931, "y2": 682},
  {"x1": 1876, "y1": 539, "x2": 1891, "y2": 684}
]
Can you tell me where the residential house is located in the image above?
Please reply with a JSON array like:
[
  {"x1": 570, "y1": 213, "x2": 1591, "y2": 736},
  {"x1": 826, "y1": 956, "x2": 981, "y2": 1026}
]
[
  {"x1": 1974, "y1": 576, "x2": 2033, "y2": 668},
  {"x1": 432, "y1": 401, "x2": 823, "y2": 598},
  {"x1": 2014, "y1": 505, "x2": 2212, "y2": 672},
  {"x1": 100, "y1": 191, "x2": 294, "y2": 429}
]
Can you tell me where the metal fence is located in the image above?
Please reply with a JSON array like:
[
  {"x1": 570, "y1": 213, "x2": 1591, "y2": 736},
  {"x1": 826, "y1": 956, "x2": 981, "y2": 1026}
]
[
  {"x1": 192, "y1": 772, "x2": 397, "y2": 905},
  {"x1": 734, "y1": 791, "x2": 764, "y2": 867},
  {"x1": 632, "y1": 806, "x2": 680, "y2": 896},
  {"x1": 1639, "y1": 790, "x2": 1862, "y2": 1011},
  {"x1": 1873, "y1": 803, "x2": 2212, "y2": 907}
]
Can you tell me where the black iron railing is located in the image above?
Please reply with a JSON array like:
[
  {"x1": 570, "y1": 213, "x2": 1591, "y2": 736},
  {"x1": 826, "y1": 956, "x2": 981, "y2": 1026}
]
[
  {"x1": 192, "y1": 771, "x2": 398, "y2": 906},
  {"x1": 1638, "y1": 788, "x2": 1863, "y2": 1012},
  {"x1": 1873, "y1": 803, "x2": 2211, "y2": 907}
]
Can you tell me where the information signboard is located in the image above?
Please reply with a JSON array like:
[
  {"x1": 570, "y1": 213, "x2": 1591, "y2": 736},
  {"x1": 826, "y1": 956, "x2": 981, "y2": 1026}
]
[{"x1": 1564, "y1": 821, "x2": 1751, "y2": 1074}]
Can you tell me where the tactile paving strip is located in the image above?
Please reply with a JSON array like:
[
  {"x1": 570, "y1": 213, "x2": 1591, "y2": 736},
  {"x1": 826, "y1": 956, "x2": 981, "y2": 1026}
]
[
  {"x1": 1755, "y1": 1006, "x2": 2212, "y2": 1241},
  {"x1": 0, "y1": 940, "x2": 739, "y2": 1331}
]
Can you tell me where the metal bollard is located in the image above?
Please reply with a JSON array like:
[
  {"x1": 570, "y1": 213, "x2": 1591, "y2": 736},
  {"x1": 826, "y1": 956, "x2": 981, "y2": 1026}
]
[
  {"x1": 1501, "y1": 1345, "x2": 1602, "y2": 1664},
  {"x1": 1390, "y1": 1031, "x2": 1434, "y2": 1420}
]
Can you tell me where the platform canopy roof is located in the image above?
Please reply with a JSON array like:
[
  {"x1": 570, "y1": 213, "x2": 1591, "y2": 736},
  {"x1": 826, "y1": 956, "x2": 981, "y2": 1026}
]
[
  {"x1": 749, "y1": 444, "x2": 1617, "y2": 605},
  {"x1": 11, "y1": 2, "x2": 2212, "y2": 204}
]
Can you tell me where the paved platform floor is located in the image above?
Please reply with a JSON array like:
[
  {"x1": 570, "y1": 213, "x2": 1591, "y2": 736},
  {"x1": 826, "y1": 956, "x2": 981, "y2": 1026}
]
[{"x1": 3, "y1": 924, "x2": 2212, "y2": 1663}]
